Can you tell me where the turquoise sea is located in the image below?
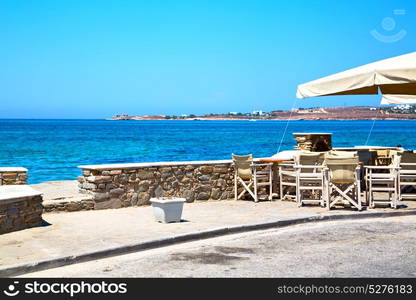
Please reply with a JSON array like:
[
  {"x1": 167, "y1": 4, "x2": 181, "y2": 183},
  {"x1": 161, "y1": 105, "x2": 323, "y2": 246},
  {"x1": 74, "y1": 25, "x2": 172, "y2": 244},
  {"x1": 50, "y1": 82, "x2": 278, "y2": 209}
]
[{"x1": 0, "y1": 119, "x2": 415, "y2": 184}]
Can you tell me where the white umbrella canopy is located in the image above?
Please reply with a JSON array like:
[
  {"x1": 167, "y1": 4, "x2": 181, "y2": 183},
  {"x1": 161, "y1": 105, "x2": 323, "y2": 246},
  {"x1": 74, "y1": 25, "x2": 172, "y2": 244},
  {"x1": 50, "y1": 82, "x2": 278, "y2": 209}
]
[
  {"x1": 381, "y1": 94, "x2": 416, "y2": 104},
  {"x1": 296, "y1": 52, "x2": 416, "y2": 100}
]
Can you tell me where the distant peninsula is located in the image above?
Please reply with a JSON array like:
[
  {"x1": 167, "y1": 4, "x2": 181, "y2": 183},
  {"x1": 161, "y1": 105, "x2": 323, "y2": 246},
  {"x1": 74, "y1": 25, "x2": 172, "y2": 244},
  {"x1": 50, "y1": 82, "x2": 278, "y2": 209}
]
[{"x1": 108, "y1": 105, "x2": 416, "y2": 121}]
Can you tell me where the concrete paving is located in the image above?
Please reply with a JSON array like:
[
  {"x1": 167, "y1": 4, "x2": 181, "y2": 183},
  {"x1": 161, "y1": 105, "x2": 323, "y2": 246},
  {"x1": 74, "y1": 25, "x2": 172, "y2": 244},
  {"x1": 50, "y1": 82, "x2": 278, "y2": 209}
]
[
  {"x1": 22, "y1": 216, "x2": 416, "y2": 277},
  {"x1": 30, "y1": 181, "x2": 90, "y2": 202},
  {"x1": 1, "y1": 198, "x2": 416, "y2": 274}
]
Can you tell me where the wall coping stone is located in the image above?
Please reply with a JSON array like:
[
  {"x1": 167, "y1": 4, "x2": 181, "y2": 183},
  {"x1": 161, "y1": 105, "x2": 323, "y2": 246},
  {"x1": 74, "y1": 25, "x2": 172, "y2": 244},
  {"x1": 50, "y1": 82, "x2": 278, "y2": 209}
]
[
  {"x1": 0, "y1": 167, "x2": 28, "y2": 172},
  {"x1": 0, "y1": 185, "x2": 42, "y2": 204},
  {"x1": 78, "y1": 158, "x2": 265, "y2": 170}
]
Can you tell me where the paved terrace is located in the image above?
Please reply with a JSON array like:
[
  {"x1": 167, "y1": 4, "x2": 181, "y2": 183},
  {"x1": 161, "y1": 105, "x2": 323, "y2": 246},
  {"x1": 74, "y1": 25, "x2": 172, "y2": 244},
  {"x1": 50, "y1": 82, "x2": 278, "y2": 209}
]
[{"x1": 1, "y1": 199, "x2": 416, "y2": 274}]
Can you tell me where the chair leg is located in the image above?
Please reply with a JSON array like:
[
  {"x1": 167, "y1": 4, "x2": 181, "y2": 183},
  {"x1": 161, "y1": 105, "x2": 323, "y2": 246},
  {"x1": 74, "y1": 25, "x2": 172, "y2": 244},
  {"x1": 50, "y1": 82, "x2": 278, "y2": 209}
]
[
  {"x1": 398, "y1": 174, "x2": 402, "y2": 201},
  {"x1": 269, "y1": 167, "x2": 273, "y2": 201},
  {"x1": 326, "y1": 184, "x2": 331, "y2": 210},
  {"x1": 234, "y1": 171, "x2": 238, "y2": 201},
  {"x1": 393, "y1": 173, "x2": 398, "y2": 209},
  {"x1": 296, "y1": 170, "x2": 301, "y2": 207},
  {"x1": 238, "y1": 179, "x2": 256, "y2": 200},
  {"x1": 388, "y1": 183, "x2": 392, "y2": 203},
  {"x1": 321, "y1": 177, "x2": 326, "y2": 207},
  {"x1": 253, "y1": 167, "x2": 258, "y2": 202},
  {"x1": 369, "y1": 176, "x2": 374, "y2": 209}
]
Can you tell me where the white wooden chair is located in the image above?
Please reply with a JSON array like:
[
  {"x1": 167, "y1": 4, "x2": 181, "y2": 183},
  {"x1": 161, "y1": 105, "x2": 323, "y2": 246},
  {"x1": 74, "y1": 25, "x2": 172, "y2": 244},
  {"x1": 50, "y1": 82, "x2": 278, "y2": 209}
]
[
  {"x1": 232, "y1": 154, "x2": 273, "y2": 202},
  {"x1": 278, "y1": 161, "x2": 296, "y2": 201},
  {"x1": 324, "y1": 152, "x2": 362, "y2": 211},
  {"x1": 294, "y1": 151, "x2": 326, "y2": 207},
  {"x1": 365, "y1": 154, "x2": 400, "y2": 208},
  {"x1": 398, "y1": 151, "x2": 416, "y2": 200}
]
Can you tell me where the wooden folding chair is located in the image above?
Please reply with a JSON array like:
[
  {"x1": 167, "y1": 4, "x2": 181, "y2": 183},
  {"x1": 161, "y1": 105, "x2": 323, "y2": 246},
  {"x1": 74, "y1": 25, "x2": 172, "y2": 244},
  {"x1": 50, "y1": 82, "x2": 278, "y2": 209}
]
[
  {"x1": 232, "y1": 154, "x2": 272, "y2": 202},
  {"x1": 294, "y1": 151, "x2": 326, "y2": 207},
  {"x1": 365, "y1": 155, "x2": 400, "y2": 209},
  {"x1": 278, "y1": 161, "x2": 296, "y2": 201},
  {"x1": 324, "y1": 152, "x2": 362, "y2": 211},
  {"x1": 398, "y1": 151, "x2": 416, "y2": 200}
]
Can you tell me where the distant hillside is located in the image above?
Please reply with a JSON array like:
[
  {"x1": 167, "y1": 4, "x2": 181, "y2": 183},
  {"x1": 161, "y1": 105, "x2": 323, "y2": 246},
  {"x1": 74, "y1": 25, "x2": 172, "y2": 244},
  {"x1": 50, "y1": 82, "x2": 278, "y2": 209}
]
[
  {"x1": 110, "y1": 105, "x2": 416, "y2": 121},
  {"x1": 270, "y1": 106, "x2": 416, "y2": 120}
]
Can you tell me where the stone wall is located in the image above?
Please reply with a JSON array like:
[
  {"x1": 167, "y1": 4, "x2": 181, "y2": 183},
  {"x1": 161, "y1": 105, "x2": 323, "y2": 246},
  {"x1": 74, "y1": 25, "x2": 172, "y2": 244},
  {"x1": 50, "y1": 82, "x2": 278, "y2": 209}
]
[
  {"x1": 78, "y1": 160, "x2": 273, "y2": 210},
  {"x1": 0, "y1": 167, "x2": 28, "y2": 185},
  {"x1": 0, "y1": 186, "x2": 43, "y2": 234},
  {"x1": 43, "y1": 198, "x2": 95, "y2": 213}
]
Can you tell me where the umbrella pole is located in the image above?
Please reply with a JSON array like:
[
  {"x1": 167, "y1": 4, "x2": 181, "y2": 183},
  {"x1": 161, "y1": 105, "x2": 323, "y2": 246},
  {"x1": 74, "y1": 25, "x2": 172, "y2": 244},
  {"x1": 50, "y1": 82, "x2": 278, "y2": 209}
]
[
  {"x1": 365, "y1": 106, "x2": 381, "y2": 145},
  {"x1": 277, "y1": 99, "x2": 297, "y2": 152}
]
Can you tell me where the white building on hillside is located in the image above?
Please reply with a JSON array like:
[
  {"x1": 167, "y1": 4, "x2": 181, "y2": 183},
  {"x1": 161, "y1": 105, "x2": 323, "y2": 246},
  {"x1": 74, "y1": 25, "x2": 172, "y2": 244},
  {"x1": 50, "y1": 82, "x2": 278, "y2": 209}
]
[
  {"x1": 393, "y1": 104, "x2": 411, "y2": 110},
  {"x1": 252, "y1": 110, "x2": 264, "y2": 116}
]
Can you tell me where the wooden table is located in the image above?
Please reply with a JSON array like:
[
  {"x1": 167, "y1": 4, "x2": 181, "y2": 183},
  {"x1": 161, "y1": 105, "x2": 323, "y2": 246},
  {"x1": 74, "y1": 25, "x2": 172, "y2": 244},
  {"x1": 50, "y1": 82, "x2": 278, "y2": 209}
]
[
  {"x1": 258, "y1": 158, "x2": 293, "y2": 198},
  {"x1": 258, "y1": 158, "x2": 366, "y2": 200},
  {"x1": 258, "y1": 158, "x2": 291, "y2": 163}
]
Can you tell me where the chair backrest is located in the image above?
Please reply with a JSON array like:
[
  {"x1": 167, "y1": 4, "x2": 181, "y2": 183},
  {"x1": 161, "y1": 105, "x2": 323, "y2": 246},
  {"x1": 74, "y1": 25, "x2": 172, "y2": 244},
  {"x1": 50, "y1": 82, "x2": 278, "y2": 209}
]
[
  {"x1": 391, "y1": 154, "x2": 402, "y2": 167},
  {"x1": 376, "y1": 149, "x2": 389, "y2": 157},
  {"x1": 328, "y1": 150, "x2": 358, "y2": 158},
  {"x1": 324, "y1": 153, "x2": 359, "y2": 184},
  {"x1": 389, "y1": 149, "x2": 401, "y2": 157},
  {"x1": 294, "y1": 151, "x2": 325, "y2": 173},
  {"x1": 400, "y1": 151, "x2": 416, "y2": 163},
  {"x1": 358, "y1": 150, "x2": 376, "y2": 166},
  {"x1": 232, "y1": 154, "x2": 253, "y2": 180},
  {"x1": 399, "y1": 151, "x2": 416, "y2": 170}
]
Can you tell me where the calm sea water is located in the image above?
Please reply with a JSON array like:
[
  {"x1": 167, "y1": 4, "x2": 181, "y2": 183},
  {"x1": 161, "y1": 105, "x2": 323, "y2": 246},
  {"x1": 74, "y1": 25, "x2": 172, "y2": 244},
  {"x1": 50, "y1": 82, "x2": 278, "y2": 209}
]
[{"x1": 0, "y1": 119, "x2": 415, "y2": 184}]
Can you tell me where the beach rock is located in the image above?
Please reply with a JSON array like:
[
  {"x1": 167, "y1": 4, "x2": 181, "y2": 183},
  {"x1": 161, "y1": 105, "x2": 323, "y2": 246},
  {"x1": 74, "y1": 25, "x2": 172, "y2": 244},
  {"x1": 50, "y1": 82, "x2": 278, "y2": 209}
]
[
  {"x1": 172, "y1": 180, "x2": 179, "y2": 189},
  {"x1": 137, "y1": 192, "x2": 151, "y2": 205},
  {"x1": 92, "y1": 192, "x2": 109, "y2": 201},
  {"x1": 199, "y1": 166, "x2": 213, "y2": 174},
  {"x1": 130, "y1": 194, "x2": 138, "y2": 206},
  {"x1": 82, "y1": 183, "x2": 97, "y2": 190},
  {"x1": 114, "y1": 174, "x2": 128, "y2": 183},
  {"x1": 214, "y1": 166, "x2": 228, "y2": 174},
  {"x1": 196, "y1": 184, "x2": 212, "y2": 192},
  {"x1": 182, "y1": 190, "x2": 194, "y2": 202},
  {"x1": 65, "y1": 202, "x2": 81, "y2": 212},
  {"x1": 216, "y1": 179, "x2": 227, "y2": 188},
  {"x1": 87, "y1": 176, "x2": 112, "y2": 183},
  {"x1": 154, "y1": 186, "x2": 163, "y2": 198},
  {"x1": 198, "y1": 174, "x2": 211, "y2": 181},
  {"x1": 174, "y1": 169, "x2": 184, "y2": 176},
  {"x1": 161, "y1": 171, "x2": 173, "y2": 179},
  {"x1": 106, "y1": 183, "x2": 117, "y2": 189},
  {"x1": 94, "y1": 198, "x2": 123, "y2": 210},
  {"x1": 221, "y1": 191, "x2": 229, "y2": 200},
  {"x1": 137, "y1": 170, "x2": 154, "y2": 180},
  {"x1": 109, "y1": 188, "x2": 124, "y2": 195},
  {"x1": 109, "y1": 170, "x2": 122, "y2": 175},
  {"x1": 138, "y1": 180, "x2": 151, "y2": 192},
  {"x1": 196, "y1": 192, "x2": 210, "y2": 200},
  {"x1": 129, "y1": 173, "x2": 137, "y2": 182},
  {"x1": 211, "y1": 188, "x2": 221, "y2": 200}
]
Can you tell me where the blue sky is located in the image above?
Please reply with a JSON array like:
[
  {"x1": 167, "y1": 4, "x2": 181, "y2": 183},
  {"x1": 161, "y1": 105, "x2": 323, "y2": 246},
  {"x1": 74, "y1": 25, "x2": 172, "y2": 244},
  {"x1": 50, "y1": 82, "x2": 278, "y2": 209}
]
[{"x1": 0, "y1": 0, "x2": 415, "y2": 118}]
